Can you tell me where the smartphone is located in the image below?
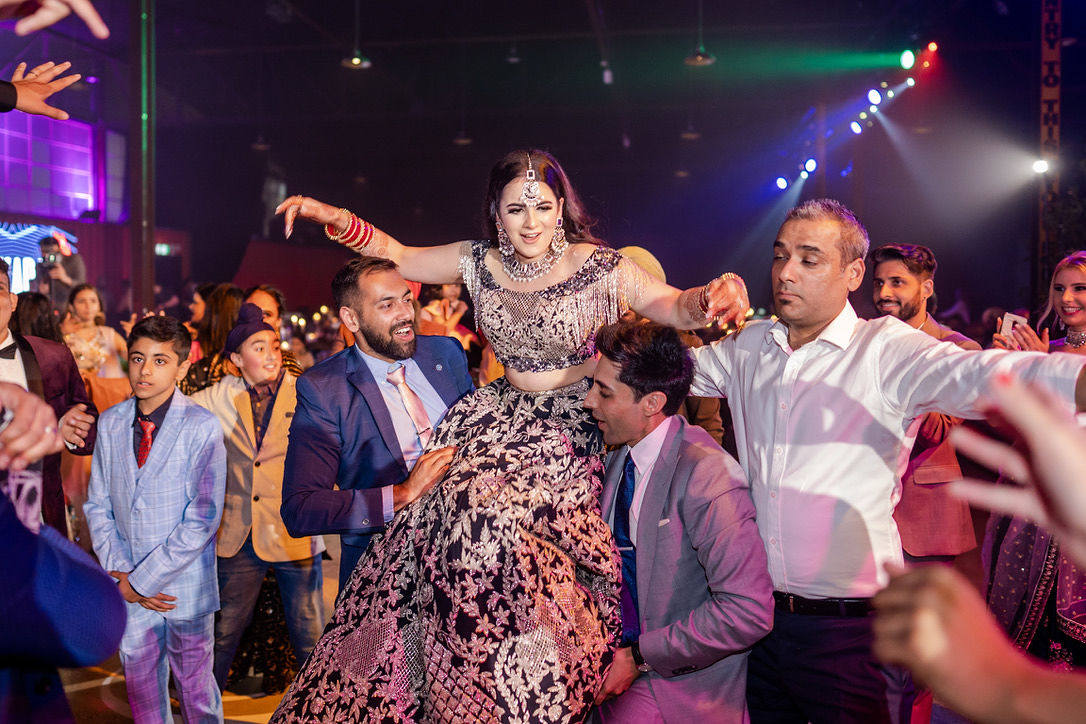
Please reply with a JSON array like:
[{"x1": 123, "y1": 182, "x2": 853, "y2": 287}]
[{"x1": 1000, "y1": 312, "x2": 1029, "y2": 336}]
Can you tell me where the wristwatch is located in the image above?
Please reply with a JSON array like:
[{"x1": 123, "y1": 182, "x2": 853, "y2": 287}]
[{"x1": 630, "y1": 642, "x2": 652, "y2": 673}]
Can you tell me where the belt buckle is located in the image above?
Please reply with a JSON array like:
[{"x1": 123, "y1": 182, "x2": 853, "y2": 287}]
[{"x1": 788, "y1": 594, "x2": 795, "y2": 614}]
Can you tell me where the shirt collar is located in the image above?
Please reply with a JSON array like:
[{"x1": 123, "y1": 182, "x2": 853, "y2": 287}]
[
  {"x1": 134, "y1": 391, "x2": 173, "y2": 428},
  {"x1": 355, "y1": 344, "x2": 414, "y2": 382},
  {"x1": 245, "y1": 369, "x2": 284, "y2": 398},
  {"x1": 626, "y1": 415, "x2": 676, "y2": 477},
  {"x1": 767, "y1": 301, "x2": 859, "y2": 351}
]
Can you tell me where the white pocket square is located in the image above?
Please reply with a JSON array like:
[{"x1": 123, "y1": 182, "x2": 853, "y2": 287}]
[{"x1": 658, "y1": 518, "x2": 670, "y2": 527}]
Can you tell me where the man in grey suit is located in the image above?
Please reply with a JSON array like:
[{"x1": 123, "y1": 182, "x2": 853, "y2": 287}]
[{"x1": 586, "y1": 320, "x2": 774, "y2": 723}]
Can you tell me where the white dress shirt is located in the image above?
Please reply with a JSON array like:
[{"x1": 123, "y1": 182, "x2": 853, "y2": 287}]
[
  {"x1": 616, "y1": 415, "x2": 676, "y2": 547},
  {"x1": 357, "y1": 346, "x2": 449, "y2": 521},
  {"x1": 0, "y1": 332, "x2": 28, "y2": 391},
  {"x1": 691, "y1": 302, "x2": 1086, "y2": 598}
]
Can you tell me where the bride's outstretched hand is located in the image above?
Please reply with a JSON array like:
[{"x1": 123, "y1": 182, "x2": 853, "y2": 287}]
[
  {"x1": 703, "y1": 273, "x2": 750, "y2": 328},
  {"x1": 275, "y1": 195, "x2": 346, "y2": 239}
]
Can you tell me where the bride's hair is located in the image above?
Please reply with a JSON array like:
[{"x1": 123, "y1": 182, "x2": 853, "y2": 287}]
[{"x1": 481, "y1": 149, "x2": 604, "y2": 247}]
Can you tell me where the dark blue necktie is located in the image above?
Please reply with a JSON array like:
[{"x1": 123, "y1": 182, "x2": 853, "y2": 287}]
[{"x1": 614, "y1": 451, "x2": 640, "y2": 644}]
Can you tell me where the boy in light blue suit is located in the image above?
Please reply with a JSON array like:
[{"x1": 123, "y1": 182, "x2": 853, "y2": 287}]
[{"x1": 84, "y1": 316, "x2": 227, "y2": 723}]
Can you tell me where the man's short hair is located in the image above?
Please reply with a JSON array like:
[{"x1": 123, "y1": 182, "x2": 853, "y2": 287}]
[
  {"x1": 128, "y1": 315, "x2": 191, "y2": 362},
  {"x1": 244, "y1": 284, "x2": 286, "y2": 317},
  {"x1": 0, "y1": 257, "x2": 9, "y2": 288},
  {"x1": 783, "y1": 198, "x2": 870, "y2": 264},
  {"x1": 331, "y1": 256, "x2": 399, "y2": 311},
  {"x1": 871, "y1": 243, "x2": 937, "y2": 280},
  {"x1": 594, "y1": 320, "x2": 693, "y2": 416}
]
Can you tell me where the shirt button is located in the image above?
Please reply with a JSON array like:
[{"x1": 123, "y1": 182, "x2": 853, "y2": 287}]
[
  {"x1": 254, "y1": 461, "x2": 261, "y2": 467},
  {"x1": 779, "y1": 403, "x2": 786, "y2": 410},
  {"x1": 361, "y1": 518, "x2": 370, "y2": 526},
  {"x1": 775, "y1": 447, "x2": 782, "y2": 455},
  {"x1": 770, "y1": 492, "x2": 777, "y2": 499},
  {"x1": 253, "y1": 495, "x2": 260, "y2": 502},
  {"x1": 769, "y1": 537, "x2": 777, "y2": 545}
]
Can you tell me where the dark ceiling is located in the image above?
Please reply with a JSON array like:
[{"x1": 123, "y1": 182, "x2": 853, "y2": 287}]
[{"x1": 0, "y1": 1, "x2": 1083, "y2": 311}]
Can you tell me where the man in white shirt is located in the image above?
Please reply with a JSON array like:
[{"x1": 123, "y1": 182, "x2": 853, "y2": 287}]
[{"x1": 690, "y1": 199, "x2": 1086, "y2": 722}]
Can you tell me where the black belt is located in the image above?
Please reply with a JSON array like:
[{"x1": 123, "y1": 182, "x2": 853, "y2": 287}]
[{"x1": 773, "y1": 591, "x2": 872, "y2": 617}]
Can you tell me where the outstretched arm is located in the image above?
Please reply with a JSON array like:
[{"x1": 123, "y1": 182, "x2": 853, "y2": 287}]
[
  {"x1": 275, "y1": 196, "x2": 463, "y2": 284},
  {"x1": 633, "y1": 268, "x2": 750, "y2": 330}
]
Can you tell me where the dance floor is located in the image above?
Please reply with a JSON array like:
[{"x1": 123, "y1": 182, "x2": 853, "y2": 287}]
[{"x1": 61, "y1": 538, "x2": 342, "y2": 723}]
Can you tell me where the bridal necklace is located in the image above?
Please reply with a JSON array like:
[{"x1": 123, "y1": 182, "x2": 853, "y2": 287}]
[
  {"x1": 499, "y1": 154, "x2": 569, "y2": 283},
  {"x1": 1067, "y1": 329, "x2": 1086, "y2": 348}
]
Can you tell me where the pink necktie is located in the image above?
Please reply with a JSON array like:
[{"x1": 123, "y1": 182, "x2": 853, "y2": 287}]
[{"x1": 386, "y1": 365, "x2": 432, "y2": 447}]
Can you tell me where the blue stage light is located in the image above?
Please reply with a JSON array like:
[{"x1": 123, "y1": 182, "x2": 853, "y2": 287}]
[
  {"x1": 867, "y1": 89, "x2": 882, "y2": 105},
  {"x1": 850, "y1": 121, "x2": 862, "y2": 135},
  {"x1": 804, "y1": 158, "x2": 817, "y2": 173},
  {"x1": 800, "y1": 170, "x2": 809, "y2": 180},
  {"x1": 776, "y1": 177, "x2": 789, "y2": 190}
]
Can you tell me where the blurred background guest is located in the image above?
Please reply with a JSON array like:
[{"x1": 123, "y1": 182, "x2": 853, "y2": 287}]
[
  {"x1": 58, "y1": 283, "x2": 127, "y2": 551},
  {"x1": 11, "y1": 292, "x2": 63, "y2": 343},
  {"x1": 36, "y1": 236, "x2": 85, "y2": 314}
]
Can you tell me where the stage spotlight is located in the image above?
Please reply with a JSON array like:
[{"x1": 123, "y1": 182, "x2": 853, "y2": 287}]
[
  {"x1": 928, "y1": 41, "x2": 938, "y2": 52},
  {"x1": 804, "y1": 158, "x2": 817, "y2": 173},
  {"x1": 869, "y1": 105, "x2": 878, "y2": 114},
  {"x1": 341, "y1": 52, "x2": 372, "y2": 69},
  {"x1": 776, "y1": 177, "x2": 788, "y2": 190},
  {"x1": 886, "y1": 89, "x2": 895, "y2": 98},
  {"x1": 850, "y1": 121, "x2": 862, "y2": 135},
  {"x1": 800, "y1": 170, "x2": 809, "y2": 180},
  {"x1": 867, "y1": 89, "x2": 882, "y2": 105},
  {"x1": 922, "y1": 60, "x2": 930, "y2": 69},
  {"x1": 859, "y1": 111, "x2": 868, "y2": 119},
  {"x1": 906, "y1": 77, "x2": 916, "y2": 87},
  {"x1": 1033, "y1": 159, "x2": 1050, "y2": 174},
  {"x1": 900, "y1": 50, "x2": 916, "y2": 70}
]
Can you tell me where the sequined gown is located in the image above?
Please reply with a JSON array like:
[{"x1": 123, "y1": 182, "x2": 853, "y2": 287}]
[{"x1": 271, "y1": 242, "x2": 649, "y2": 723}]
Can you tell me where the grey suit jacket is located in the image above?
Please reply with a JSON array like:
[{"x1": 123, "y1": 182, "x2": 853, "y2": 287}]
[{"x1": 601, "y1": 416, "x2": 774, "y2": 723}]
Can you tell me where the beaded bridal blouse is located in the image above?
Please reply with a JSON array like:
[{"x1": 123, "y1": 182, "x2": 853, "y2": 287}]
[{"x1": 459, "y1": 240, "x2": 649, "y2": 373}]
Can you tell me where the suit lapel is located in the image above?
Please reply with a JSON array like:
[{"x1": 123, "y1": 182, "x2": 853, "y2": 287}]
[
  {"x1": 414, "y1": 338, "x2": 458, "y2": 407},
  {"x1": 600, "y1": 448, "x2": 625, "y2": 522},
  {"x1": 259, "y1": 374, "x2": 296, "y2": 456},
  {"x1": 346, "y1": 348, "x2": 409, "y2": 478},
  {"x1": 635, "y1": 417, "x2": 684, "y2": 605},
  {"x1": 231, "y1": 381, "x2": 258, "y2": 453},
  {"x1": 12, "y1": 334, "x2": 44, "y2": 398},
  {"x1": 116, "y1": 398, "x2": 138, "y2": 498}
]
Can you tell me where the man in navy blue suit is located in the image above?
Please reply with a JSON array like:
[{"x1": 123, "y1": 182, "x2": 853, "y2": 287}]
[{"x1": 282, "y1": 256, "x2": 474, "y2": 587}]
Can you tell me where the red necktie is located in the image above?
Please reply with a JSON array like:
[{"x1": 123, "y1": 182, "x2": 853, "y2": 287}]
[
  {"x1": 386, "y1": 365, "x2": 432, "y2": 447},
  {"x1": 137, "y1": 419, "x2": 155, "y2": 468}
]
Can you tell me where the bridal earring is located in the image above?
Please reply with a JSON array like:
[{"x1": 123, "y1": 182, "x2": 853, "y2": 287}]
[{"x1": 497, "y1": 221, "x2": 515, "y2": 258}]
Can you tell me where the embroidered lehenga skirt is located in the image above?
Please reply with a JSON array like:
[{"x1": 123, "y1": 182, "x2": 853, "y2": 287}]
[{"x1": 271, "y1": 378, "x2": 621, "y2": 723}]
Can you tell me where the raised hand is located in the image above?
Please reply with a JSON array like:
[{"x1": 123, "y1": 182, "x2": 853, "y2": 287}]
[
  {"x1": 9, "y1": 60, "x2": 81, "y2": 121},
  {"x1": 275, "y1": 195, "x2": 347, "y2": 239},
  {"x1": 702, "y1": 273, "x2": 750, "y2": 327},
  {"x1": 0, "y1": 0, "x2": 110, "y2": 39},
  {"x1": 948, "y1": 374, "x2": 1086, "y2": 567}
]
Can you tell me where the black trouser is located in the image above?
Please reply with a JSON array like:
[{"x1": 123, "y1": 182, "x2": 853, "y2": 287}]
[{"x1": 746, "y1": 603, "x2": 914, "y2": 724}]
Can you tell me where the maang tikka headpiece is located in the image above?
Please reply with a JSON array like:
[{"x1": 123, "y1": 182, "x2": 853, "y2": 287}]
[{"x1": 519, "y1": 154, "x2": 545, "y2": 208}]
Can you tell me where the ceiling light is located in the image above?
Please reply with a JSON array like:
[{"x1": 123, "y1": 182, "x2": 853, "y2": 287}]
[{"x1": 684, "y1": 0, "x2": 715, "y2": 66}]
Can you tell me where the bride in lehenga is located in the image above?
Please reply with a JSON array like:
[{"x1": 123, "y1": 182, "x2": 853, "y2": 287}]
[{"x1": 270, "y1": 149, "x2": 749, "y2": 723}]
